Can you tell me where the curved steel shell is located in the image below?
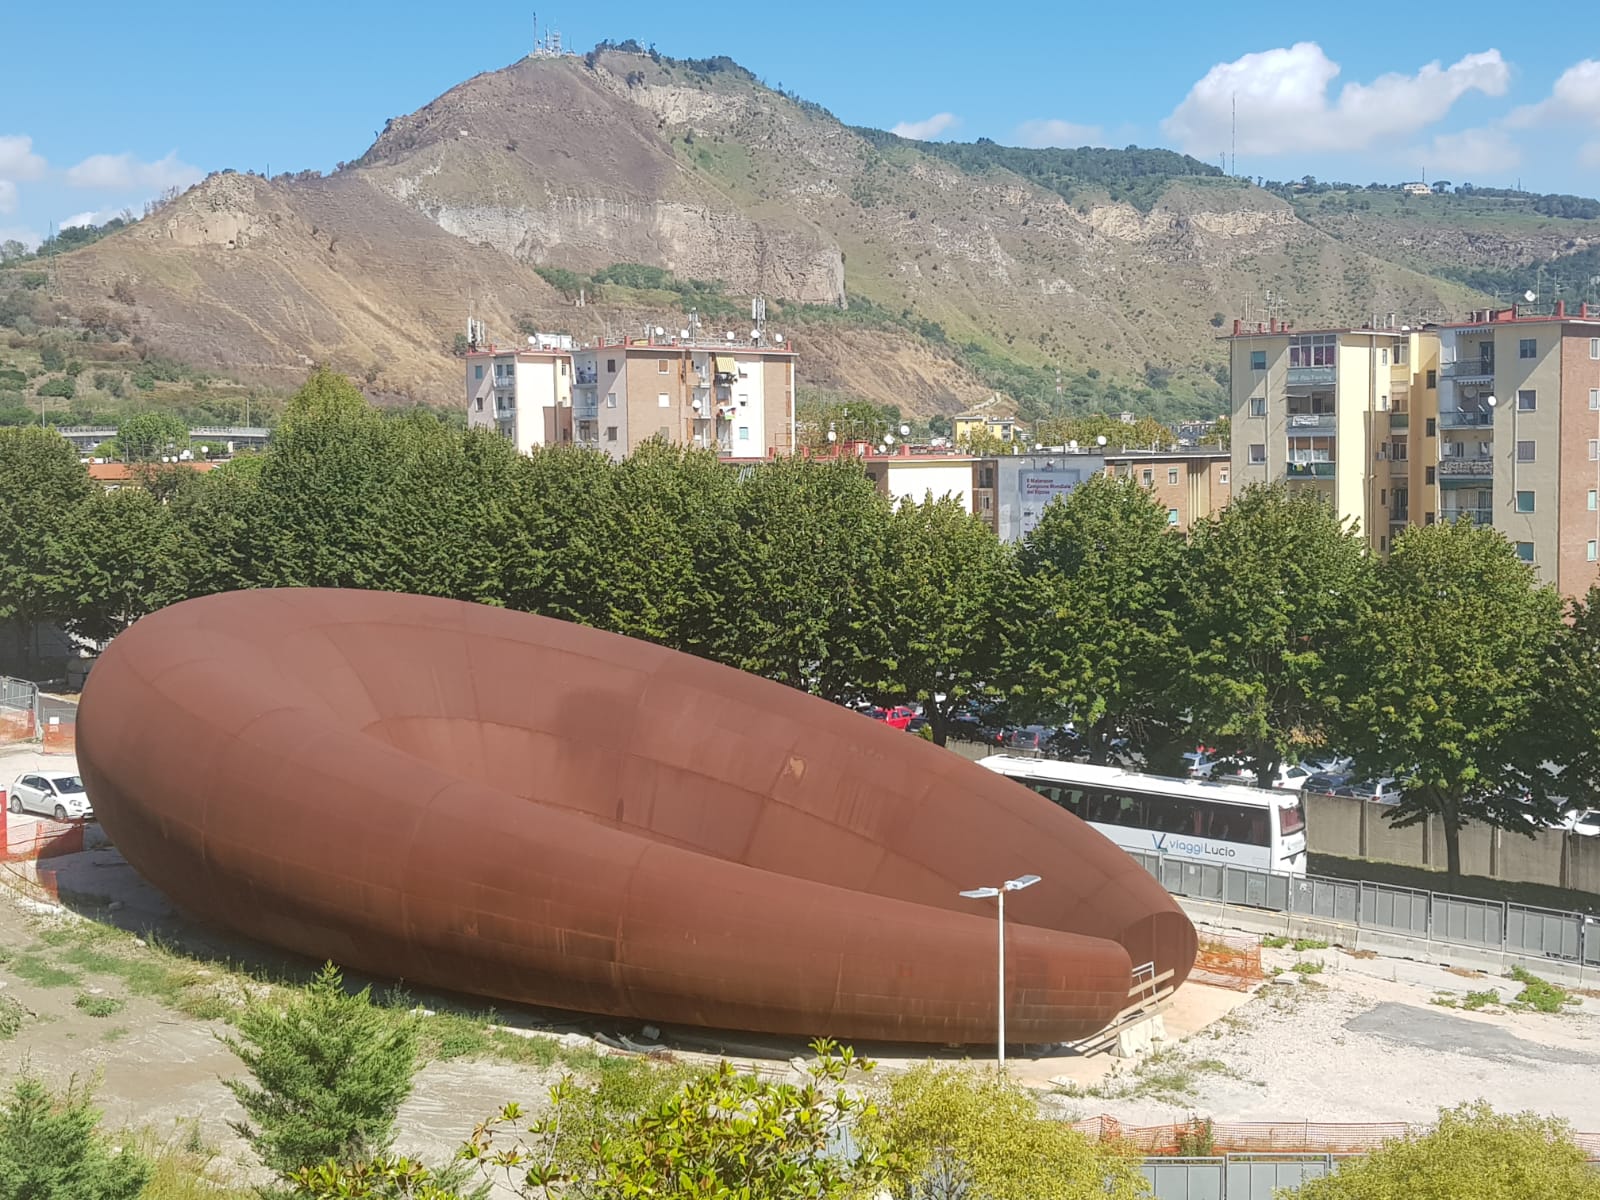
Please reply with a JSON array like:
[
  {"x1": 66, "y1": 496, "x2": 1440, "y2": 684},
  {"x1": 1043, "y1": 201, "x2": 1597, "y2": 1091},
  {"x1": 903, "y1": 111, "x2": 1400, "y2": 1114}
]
[{"x1": 77, "y1": 590, "x2": 1195, "y2": 1044}]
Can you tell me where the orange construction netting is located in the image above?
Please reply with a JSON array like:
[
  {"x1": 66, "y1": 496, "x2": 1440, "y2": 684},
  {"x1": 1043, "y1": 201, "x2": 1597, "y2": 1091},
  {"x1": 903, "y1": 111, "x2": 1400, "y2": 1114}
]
[{"x1": 1189, "y1": 933, "x2": 1265, "y2": 991}]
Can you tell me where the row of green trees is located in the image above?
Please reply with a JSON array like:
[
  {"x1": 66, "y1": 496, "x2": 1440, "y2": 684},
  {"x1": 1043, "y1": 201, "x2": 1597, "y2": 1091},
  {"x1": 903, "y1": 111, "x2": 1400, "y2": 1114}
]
[
  {"x1": 5, "y1": 368, "x2": 1599, "y2": 874},
  {"x1": 14, "y1": 957, "x2": 1597, "y2": 1200}
]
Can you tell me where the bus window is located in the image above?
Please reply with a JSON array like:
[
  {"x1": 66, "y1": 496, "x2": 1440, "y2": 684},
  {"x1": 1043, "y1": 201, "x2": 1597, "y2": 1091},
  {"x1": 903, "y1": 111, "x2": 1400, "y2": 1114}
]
[{"x1": 1279, "y1": 801, "x2": 1305, "y2": 836}]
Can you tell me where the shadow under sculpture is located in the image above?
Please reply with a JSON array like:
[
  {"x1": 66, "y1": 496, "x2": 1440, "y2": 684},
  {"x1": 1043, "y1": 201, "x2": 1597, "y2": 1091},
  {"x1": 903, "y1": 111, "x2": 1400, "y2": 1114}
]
[{"x1": 77, "y1": 589, "x2": 1196, "y2": 1044}]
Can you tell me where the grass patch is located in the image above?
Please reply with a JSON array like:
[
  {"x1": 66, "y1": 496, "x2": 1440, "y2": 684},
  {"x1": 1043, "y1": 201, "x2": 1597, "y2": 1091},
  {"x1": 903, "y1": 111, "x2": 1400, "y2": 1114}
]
[
  {"x1": 1260, "y1": 935, "x2": 1291, "y2": 949},
  {"x1": 1290, "y1": 961, "x2": 1325, "y2": 976},
  {"x1": 9, "y1": 953, "x2": 81, "y2": 988},
  {"x1": 1055, "y1": 1047, "x2": 1240, "y2": 1104},
  {"x1": 73, "y1": 992, "x2": 125, "y2": 1018},
  {"x1": 0, "y1": 995, "x2": 24, "y2": 1039},
  {"x1": 1461, "y1": 989, "x2": 1499, "y2": 1010},
  {"x1": 1509, "y1": 966, "x2": 1578, "y2": 1013},
  {"x1": 1292, "y1": 938, "x2": 1329, "y2": 951}
]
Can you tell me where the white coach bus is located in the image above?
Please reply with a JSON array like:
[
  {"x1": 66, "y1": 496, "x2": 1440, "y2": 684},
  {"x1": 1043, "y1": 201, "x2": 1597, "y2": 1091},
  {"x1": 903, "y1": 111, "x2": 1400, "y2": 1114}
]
[{"x1": 979, "y1": 756, "x2": 1308, "y2": 875}]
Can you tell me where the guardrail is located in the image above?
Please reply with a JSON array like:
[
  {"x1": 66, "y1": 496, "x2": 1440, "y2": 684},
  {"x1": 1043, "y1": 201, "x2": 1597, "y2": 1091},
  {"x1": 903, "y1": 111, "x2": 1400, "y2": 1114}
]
[
  {"x1": 1134, "y1": 1154, "x2": 1600, "y2": 1197},
  {"x1": 1128, "y1": 848, "x2": 1600, "y2": 970}
]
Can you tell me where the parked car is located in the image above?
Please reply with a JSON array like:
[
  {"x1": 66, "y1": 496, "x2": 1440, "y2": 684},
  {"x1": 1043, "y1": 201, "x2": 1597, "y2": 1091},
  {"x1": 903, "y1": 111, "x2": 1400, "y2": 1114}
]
[
  {"x1": 1217, "y1": 761, "x2": 1313, "y2": 791},
  {"x1": 881, "y1": 706, "x2": 917, "y2": 731},
  {"x1": 905, "y1": 716, "x2": 930, "y2": 736},
  {"x1": 1331, "y1": 778, "x2": 1403, "y2": 805},
  {"x1": 1302, "y1": 753, "x2": 1354, "y2": 776},
  {"x1": 7, "y1": 772, "x2": 93, "y2": 821},
  {"x1": 1000, "y1": 724, "x2": 1057, "y2": 752},
  {"x1": 1303, "y1": 770, "x2": 1355, "y2": 795},
  {"x1": 1562, "y1": 809, "x2": 1600, "y2": 837},
  {"x1": 1182, "y1": 749, "x2": 1218, "y2": 778}
]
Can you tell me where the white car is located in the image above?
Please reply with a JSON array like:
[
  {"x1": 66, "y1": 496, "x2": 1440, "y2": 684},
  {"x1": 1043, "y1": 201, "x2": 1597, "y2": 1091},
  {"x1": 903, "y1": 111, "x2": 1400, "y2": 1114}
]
[
  {"x1": 7, "y1": 772, "x2": 93, "y2": 821},
  {"x1": 1218, "y1": 761, "x2": 1314, "y2": 791},
  {"x1": 1563, "y1": 809, "x2": 1600, "y2": 837}
]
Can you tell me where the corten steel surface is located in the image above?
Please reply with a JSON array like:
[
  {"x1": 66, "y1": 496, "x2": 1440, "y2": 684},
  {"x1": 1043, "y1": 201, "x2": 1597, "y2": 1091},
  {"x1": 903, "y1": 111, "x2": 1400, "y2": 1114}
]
[{"x1": 77, "y1": 589, "x2": 1196, "y2": 1044}]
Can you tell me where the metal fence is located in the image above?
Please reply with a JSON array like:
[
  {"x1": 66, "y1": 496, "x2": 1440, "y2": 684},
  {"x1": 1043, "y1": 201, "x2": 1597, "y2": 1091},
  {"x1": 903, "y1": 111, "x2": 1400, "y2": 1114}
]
[
  {"x1": 0, "y1": 676, "x2": 39, "y2": 746},
  {"x1": 1127, "y1": 848, "x2": 1600, "y2": 970},
  {"x1": 1137, "y1": 1154, "x2": 1600, "y2": 1198}
]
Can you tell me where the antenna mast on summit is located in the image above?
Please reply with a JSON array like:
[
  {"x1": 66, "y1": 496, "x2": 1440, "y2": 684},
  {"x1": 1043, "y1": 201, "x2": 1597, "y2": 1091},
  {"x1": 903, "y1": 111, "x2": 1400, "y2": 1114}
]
[{"x1": 1230, "y1": 92, "x2": 1236, "y2": 177}]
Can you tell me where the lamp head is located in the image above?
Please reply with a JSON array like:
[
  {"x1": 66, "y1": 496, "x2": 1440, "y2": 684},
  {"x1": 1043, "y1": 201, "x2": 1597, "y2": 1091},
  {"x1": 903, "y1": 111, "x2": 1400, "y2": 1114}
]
[
  {"x1": 1003, "y1": 874, "x2": 1042, "y2": 891},
  {"x1": 959, "y1": 886, "x2": 1001, "y2": 900}
]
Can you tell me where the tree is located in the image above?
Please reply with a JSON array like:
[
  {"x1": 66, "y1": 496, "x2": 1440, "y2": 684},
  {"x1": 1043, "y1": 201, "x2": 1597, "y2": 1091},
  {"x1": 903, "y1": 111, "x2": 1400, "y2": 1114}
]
[
  {"x1": 858, "y1": 494, "x2": 1012, "y2": 745},
  {"x1": 1181, "y1": 482, "x2": 1371, "y2": 784},
  {"x1": 115, "y1": 410, "x2": 189, "y2": 461},
  {"x1": 0, "y1": 1075, "x2": 150, "y2": 1200},
  {"x1": 0, "y1": 240, "x2": 28, "y2": 264},
  {"x1": 223, "y1": 962, "x2": 419, "y2": 1178},
  {"x1": 1290, "y1": 1101, "x2": 1600, "y2": 1199},
  {"x1": 0, "y1": 427, "x2": 94, "y2": 672},
  {"x1": 58, "y1": 487, "x2": 189, "y2": 645},
  {"x1": 1007, "y1": 474, "x2": 1187, "y2": 766},
  {"x1": 1199, "y1": 415, "x2": 1229, "y2": 447},
  {"x1": 1536, "y1": 586, "x2": 1600, "y2": 812},
  {"x1": 868, "y1": 1063, "x2": 1146, "y2": 1200},
  {"x1": 1337, "y1": 521, "x2": 1565, "y2": 876}
]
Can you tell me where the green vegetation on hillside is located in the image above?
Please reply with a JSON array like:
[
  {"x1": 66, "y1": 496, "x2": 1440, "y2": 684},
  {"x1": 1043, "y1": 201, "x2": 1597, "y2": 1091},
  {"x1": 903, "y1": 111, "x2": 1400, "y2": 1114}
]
[{"x1": 851, "y1": 131, "x2": 1228, "y2": 210}]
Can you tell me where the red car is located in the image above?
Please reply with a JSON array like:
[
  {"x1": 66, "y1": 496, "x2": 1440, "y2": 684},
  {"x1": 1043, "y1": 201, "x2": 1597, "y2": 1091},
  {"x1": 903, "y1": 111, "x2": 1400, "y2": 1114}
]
[{"x1": 861, "y1": 705, "x2": 918, "y2": 731}]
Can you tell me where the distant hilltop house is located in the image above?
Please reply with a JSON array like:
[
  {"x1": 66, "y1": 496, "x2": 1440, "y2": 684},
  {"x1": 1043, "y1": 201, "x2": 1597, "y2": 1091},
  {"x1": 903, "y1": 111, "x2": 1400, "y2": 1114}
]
[
  {"x1": 1401, "y1": 182, "x2": 1433, "y2": 196},
  {"x1": 952, "y1": 411, "x2": 1021, "y2": 444}
]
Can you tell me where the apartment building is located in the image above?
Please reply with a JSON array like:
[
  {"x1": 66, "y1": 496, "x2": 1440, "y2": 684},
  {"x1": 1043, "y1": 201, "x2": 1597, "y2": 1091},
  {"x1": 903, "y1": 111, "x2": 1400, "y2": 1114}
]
[
  {"x1": 464, "y1": 339, "x2": 574, "y2": 453},
  {"x1": 952, "y1": 410, "x2": 1021, "y2": 445},
  {"x1": 1104, "y1": 449, "x2": 1232, "y2": 531},
  {"x1": 1433, "y1": 304, "x2": 1600, "y2": 594},
  {"x1": 570, "y1": 337, "x2": 797, "y2": 462},
  {"x1": 1227, "y1": 318, "x2": 1440, "y2": 553}
]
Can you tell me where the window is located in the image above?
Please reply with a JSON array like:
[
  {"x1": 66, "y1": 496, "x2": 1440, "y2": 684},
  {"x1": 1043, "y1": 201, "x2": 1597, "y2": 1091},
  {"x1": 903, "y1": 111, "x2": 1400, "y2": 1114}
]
[
  {"x1": 1248, "y1": 443, "x2": 1266, "y2": 464},
  {"x1": 475, "y1": 397, "x2": 483, "y2": 411},
  {"x1": 1381, "y1": 349, "x2": 1389, "y2": 365},
  {"x1": 1520, "y1": 338, "x2": 1537, "y2": 359},
  {"x1": 658, "y1": 393, "x2": 671, "y2": 408},
  {"x1": 1517, "y1": 389, "x2": 1537, "y2": 412},
  {"x1": 1289, "y1": 333, "x2": 1337, "y2": 368},
  {"x1": 1426, "y1": 369, "x2": 1438, "y2": 388},
  {"x1": 1167, "y1": 508, "x2": 1180, "y2": 525},
  {"x1": 978, "y1": 465, "x2": 995, "y2": 489},
  {"x1": 1591, "y1": 389, "x2": 1600, "y2": 411},
  {"x1": 1168, "y1": 468, "x2": 1179, "y2": 485},
  {"x1": 1516, "y1": 491, "x2": 1535, "y2": 513},
  {"x1": 1249, "y1": 397, "x2": 1266, "y2": 417},
  {"x1": 1219, "y1": 471, "x2": 1229, "y2": 485},
  {"x1": 606, "y1": 392, "x2": 617, "y2": 408},
  {"x1": 738, "y1": 426, "x2": 750, "y2": 442},
  {"x1": 1391, "y1": 436, "x2": 1408, "y2": 461},
  {"x1": 560, "y1": 362, "x2": 567, "y2": 376},
  {"x1": 1425, "y1": 511, "x2": 1436, "y2": 525},
  {"x1": 1394, "y1": 340, "x2": 1409, "y2": 365},
  {"x1": 474, "y1": 365, "x2": 484, "y2": 380},
  {"x1": 1590, "y1": 541, "x2": 1598, "y2": 563},
  {"x1": 1518, "y1": 440, "x2": 1536, "y2": 462},
  {"x1": 1141, "y1": 468, "x2": 1154, "y2": 486},
  {"x1": 1516, "y1": 542, "x2": 1535, "y2": 563},
  {"x1": 1591, "y1": 338, "x2": 1600, "y2": 360},
  {"x1": 1249, "y1": 350, "x2": 1266, "y2": 371},
  {"x1": 1425, "y1": 417, "x2": 1437, "y2": 437},
  {"x1": 1426, "y1": 466, "x2": 1436, "y2": 484},
  {"x1": 1379, "y1": 536, "x2": 1387, "y2": 552},
  {"x1": 1590, "y1": 490, "x2": 1598, "y2": 512},
  {"x1": 605, "y1": 426, "x2": 617, "y2": 443},
  {"x1": 606, "y1": 359, "x2": 616, "y2": 373},
  {"x1": 657, "y1": 359, "x2": 669, "y2": 374}
]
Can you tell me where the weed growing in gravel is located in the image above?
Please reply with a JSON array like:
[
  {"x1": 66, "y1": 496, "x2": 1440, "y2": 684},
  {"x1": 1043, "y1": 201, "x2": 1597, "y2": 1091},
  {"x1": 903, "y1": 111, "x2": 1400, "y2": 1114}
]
[
  {"x1": 1292, "y1": 938, "x2": 1329, "y2": 951},
  {"x1": 0, "y1": 995, "x2": 24, "y2": 1039},
  {"x1": 1290, "y1": 961, "x2": 1325, "y2": 976},
  {"x1": 8, "y1": 953, "x2": 81, "y2": 988},
  {"x1": 1055, "y1": 1047, "x2": 1242, "y2": 1105},
  {"x1": 1260, "y1": 935, "x2": 1291, "y2": 949},
  {"x1": 1509, "y1": 966, "x2": 1578, "y2": 1013},
  {"x1": 1461, "y1": 990, "x2": 1499, "y2": 1010},
  {"x1": 73, "y1": 993, "x2": 125, "y2": 1018}
]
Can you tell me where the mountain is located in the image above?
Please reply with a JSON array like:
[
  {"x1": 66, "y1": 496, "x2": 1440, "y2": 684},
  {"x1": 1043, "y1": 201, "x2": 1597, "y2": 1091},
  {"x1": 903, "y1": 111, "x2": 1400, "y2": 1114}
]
[{"x1": 35, "y1": 47, "x2": 1600, "y2": 421}]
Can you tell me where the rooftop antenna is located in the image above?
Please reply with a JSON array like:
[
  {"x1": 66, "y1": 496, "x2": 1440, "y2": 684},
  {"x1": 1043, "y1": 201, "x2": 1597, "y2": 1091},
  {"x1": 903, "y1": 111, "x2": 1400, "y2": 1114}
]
[{"x1": 1230, "y1": 92, "x2": 1236, "y2": 176}]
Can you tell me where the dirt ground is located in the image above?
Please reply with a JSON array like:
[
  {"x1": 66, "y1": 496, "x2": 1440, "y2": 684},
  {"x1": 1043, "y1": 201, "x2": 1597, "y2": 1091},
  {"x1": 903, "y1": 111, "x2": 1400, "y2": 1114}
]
[{"x1": 4, "y1": 743, "x2": 1600, "y2": 1184}]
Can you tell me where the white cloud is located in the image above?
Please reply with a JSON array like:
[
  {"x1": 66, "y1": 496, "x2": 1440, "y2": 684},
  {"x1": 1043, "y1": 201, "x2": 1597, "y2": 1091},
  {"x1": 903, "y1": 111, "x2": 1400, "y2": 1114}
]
[
  {"x1": 891, "y1": 113, "x2": 960, "y2": 141},
  {"x1": 0, "y1": 135, "x2": 46, "y2": 181},
  {"x1": 65, "y1": 150, "x2": 202, "y2": 192},
  {"x1": 1508, "y1": 59, "x2": 1600, "y2": 127},
  {"x1": 0, "y1": 226, "x2": 42, "y2": 252},
  {"x1": 1163, "y1": 43, "x2": 1509, "y2": 156},
  {"x1": 0, "y1": 181, "x2": 15, "y2": 215},
  {"x1": 1421, "y1": 127, "x2": 1521, "y2": 175},
  {"x1": 60, "y1": 210, "x2": 107, "y2": 230},
  {"x1": 1013, "y1": 119, "x2": 1106, "y2": 148}
]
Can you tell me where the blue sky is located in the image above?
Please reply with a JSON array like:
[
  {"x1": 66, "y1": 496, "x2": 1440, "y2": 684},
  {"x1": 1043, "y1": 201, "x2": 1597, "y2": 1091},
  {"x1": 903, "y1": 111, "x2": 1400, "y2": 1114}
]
[{"x1": 4, "y1": 0, "x2": 1600, "y2": 249}]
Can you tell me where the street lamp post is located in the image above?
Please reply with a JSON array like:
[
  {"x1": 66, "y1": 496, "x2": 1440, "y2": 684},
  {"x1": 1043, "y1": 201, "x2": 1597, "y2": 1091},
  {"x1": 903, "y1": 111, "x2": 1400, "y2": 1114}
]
[{"x1": 958, "y1": 873, "x2": 1041, "y2": 1066}]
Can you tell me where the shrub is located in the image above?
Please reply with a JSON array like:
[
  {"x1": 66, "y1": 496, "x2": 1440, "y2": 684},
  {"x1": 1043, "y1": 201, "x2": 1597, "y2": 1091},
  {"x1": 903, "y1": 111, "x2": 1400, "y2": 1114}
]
[
  {"x1": 37, "y1": 377, "x2": 75, "y2": 399},
  {"x1": 0, "y1": 1075, "x2": 151, "y2": 1200},
  {"x1": 1509, "y1": 966, "x2": 1576, "y2": 1013},
  {"x1": 222, "y1": 962, "x2": 419, "y2": 1178}
]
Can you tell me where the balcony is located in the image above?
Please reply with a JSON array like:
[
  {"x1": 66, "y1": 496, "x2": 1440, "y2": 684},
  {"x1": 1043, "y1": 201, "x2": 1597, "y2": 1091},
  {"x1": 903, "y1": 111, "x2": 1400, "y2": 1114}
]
[
  {"x1": 574, "y1": 369, "x2": 598, "y2": 385},
  {"x1": 573, "y1": 400, "x2": 598, "y2": 420},
  {"x1": 1389, "y1": 509, "x2": 1410, "y2": 524},
  {"x1": 1440, "y1": 409, "x2": 1494, "y2": 429},
  {"x1": 1441, "y1": 507, "x2": 1494, "y2": 526},
  {"x1": 1438, "y1": 459, "x2": 1494, "y2": 478},
  {"x1": 1287, "y1": 365, "x2": 1336, "y2": 387},
  {"x1": 1389, "y1": 412, "x2": 1410, "y2": 430},
  {"x1": 1286, "y1": 412, "x2": 1337, "y2": 431},
  {"x1": 1286, "y1": 461, "x2": 1336, "y2": 478},
  {"x1": 1441, "y1": 359, "x2": 1494, "y2": 381},
  {"x1": 494, "y1": 403, "x2": 515, "y2": 418}
]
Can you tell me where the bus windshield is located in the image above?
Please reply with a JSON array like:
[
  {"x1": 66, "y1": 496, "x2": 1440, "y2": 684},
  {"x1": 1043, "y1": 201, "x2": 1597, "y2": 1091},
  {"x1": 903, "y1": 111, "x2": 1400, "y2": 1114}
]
[{"x1": 1278, "y1": 798, "x2": 1305, "y2": 836}]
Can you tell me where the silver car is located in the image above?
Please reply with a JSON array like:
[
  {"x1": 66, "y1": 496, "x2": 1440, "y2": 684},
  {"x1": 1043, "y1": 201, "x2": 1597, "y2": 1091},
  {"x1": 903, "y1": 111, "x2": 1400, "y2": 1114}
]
[{"x1": 7, "y1": 772, "x2": 93, "y2": 821}]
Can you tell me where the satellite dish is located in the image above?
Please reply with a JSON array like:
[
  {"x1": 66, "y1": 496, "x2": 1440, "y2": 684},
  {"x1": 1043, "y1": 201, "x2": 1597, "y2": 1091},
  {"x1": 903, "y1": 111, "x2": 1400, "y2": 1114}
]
[
  {"x1": 725, "y1": 331, "x2": 736, "y2": 341},
  {"x1": 900, "y1": 424, "x2": 910, "y2": 437},
  {"x1": 653, "y1": 326, "x2": 665, "y2": 337},
  {"x1": 680, "y1": 329, "x2": 690, "y2": 340},
  {"x1": 691, "y1": 398, "x2": 702, "y2": 411},
  {"x1": 1525, "y1": 290, "x2": 1538, "y2": 303},
  {"x1": 773, "y1": 333, "x2": 784, "y2": 343},
  {"x1": 527, "y1": 335, "x2": 538, "y2": 346},
  {"x1": 750, "y1": 329, "x2": 761, "y2": 340},
  {"x1": 1461, "y1": 385, "x2": 1477, "y2": 399}
]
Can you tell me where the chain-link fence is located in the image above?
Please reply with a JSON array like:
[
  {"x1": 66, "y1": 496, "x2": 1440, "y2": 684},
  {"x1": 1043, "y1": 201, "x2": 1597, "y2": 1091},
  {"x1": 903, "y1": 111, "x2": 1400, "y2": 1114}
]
[{"x1": 0, "y1": 676, "x2": 39, "y2": 746}]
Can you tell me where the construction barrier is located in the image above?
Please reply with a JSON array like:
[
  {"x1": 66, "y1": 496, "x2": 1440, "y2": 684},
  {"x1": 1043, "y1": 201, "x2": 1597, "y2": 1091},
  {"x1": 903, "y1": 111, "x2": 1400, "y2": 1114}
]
[
  {"x1": 1, "y1": 816, "x2": 85, "y2": 862},
  {"x1": 1073, "y1": 1115, "x2": 1600, "y2": 1157},
  {"x1": 40, "y1": 717, "x2": 75, "y2": 755},
  {"x1": 1189, "y1": 933, "x2": 1264, "y2": 991}
]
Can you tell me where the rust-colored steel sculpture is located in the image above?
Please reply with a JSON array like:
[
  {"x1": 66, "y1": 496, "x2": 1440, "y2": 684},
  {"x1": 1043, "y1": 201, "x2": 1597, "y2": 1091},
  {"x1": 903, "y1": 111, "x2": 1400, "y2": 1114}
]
[{"x1": 77, "y1": 590, "x2": 1195, "y2": 1044}]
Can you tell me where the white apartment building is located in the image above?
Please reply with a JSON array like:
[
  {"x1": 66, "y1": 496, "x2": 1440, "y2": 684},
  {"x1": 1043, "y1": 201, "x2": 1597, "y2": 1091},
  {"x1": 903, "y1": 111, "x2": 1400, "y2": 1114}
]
[{"x1": 464, "y1": 337, "x2": 575, "y2": 453}]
